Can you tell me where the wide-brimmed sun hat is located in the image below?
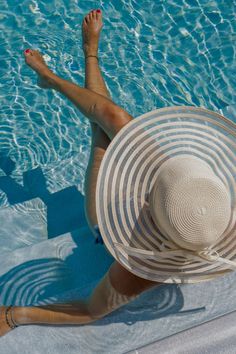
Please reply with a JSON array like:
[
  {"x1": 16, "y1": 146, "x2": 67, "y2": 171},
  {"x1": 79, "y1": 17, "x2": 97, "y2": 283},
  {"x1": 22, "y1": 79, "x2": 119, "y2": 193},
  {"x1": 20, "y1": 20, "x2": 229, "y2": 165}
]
[{"x1": 96, "y1": 106, "x2": 236, "y2": 284}]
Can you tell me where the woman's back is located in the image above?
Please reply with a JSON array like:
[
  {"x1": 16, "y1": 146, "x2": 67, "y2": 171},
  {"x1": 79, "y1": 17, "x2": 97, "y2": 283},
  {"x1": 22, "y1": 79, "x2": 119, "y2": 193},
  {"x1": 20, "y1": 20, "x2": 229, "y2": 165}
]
[{"x1": 109, "y1": 261, "x2": 158, "y2": 297}]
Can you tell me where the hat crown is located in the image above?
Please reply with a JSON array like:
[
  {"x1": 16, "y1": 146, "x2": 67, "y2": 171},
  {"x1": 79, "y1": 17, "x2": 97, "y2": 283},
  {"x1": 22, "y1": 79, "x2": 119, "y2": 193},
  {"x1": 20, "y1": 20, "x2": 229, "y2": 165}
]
[{"x1": 150, "y1": 155, "x2": 232, "y2": 251}]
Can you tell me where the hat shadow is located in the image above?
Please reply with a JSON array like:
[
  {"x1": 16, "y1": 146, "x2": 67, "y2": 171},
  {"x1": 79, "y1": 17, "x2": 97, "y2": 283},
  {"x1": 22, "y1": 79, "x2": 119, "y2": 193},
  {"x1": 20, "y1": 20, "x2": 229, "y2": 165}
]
[
  {"x1": 0, "y1": 255, "x2": 206, "y2": 326},
  {"x1": 92, "y1": 282, "x2": 206, "y2": 326}
]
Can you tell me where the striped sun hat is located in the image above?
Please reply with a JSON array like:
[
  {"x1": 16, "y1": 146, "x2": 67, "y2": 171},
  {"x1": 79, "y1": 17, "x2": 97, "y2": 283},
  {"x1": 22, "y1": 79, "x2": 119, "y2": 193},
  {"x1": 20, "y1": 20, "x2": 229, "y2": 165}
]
[{"x1": 96, "y1": 106, "x2": 236, "y2": 284}]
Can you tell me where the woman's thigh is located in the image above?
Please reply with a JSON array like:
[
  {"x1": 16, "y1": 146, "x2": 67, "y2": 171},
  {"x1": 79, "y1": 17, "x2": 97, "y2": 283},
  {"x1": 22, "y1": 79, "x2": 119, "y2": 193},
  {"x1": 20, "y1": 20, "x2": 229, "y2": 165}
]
[
  {"x1": 84, "y1": 118, "x2": 133, "y2": 238},
  {"x1": 84, "y1": 124, "x2": 110, "y2": 236}
]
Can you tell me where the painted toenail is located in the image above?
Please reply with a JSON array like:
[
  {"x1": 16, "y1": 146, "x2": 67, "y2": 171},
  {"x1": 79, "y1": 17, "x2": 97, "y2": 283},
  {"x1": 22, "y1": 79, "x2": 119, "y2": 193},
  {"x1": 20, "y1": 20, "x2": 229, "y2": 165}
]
[
  {"x1": 96, "y1": 9, "x2": 101, "y2": 13},
  {"x1": 24, "y1": 49, "x2": 30, "y2": 54}
]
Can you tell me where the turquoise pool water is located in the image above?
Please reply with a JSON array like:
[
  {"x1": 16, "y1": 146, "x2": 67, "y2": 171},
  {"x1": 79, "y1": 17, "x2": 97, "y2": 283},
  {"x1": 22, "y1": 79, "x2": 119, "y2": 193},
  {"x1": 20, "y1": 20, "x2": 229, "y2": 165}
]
[{"x1": 0, "y1": 0, "x2": 235, "y2": 209}]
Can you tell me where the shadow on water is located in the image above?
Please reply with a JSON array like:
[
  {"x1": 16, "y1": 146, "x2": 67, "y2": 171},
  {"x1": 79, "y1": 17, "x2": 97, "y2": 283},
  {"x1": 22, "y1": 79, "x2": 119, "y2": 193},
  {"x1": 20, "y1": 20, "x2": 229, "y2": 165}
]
[
  {"x1": 0, "y1": 153, "x2": 87, "y2": 238},
  {"x1": 0, "y1": 154, "x2": 206, "y2": 326}
]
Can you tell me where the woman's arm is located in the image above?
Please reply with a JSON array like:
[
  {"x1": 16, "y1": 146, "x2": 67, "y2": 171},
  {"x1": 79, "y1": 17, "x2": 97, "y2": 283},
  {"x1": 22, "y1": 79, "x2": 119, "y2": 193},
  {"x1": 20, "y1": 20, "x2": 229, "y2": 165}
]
[
  {"x1": 13, "y1": 300, "x2": 93, "y2": 326},
  {"x1": 0, "y1": 301, "x2": 93, "y2": 337},
  {"x1": 0, "y1": 268, "x2": 140, "y2": 337}
]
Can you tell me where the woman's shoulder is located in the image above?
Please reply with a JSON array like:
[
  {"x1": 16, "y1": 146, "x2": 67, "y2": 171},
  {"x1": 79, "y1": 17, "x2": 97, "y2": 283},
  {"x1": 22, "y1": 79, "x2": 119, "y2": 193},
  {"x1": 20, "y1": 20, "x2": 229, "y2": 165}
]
[{"x1": 108, "y1": 261, "x2": 158, "y2": 297}]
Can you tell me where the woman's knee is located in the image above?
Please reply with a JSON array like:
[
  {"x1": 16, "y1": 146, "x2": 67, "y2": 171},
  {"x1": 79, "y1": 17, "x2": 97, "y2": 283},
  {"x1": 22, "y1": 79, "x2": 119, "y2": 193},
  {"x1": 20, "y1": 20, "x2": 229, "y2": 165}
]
[
  {"x1": 95, "y1": 101, "x2": 133, "y2": 124},
  {"x1": 104, "y1": 105, "x2": 133, "y2": 135},
  {"x1": 106, "y1": 103, "x2": 133, "y2": 122}
]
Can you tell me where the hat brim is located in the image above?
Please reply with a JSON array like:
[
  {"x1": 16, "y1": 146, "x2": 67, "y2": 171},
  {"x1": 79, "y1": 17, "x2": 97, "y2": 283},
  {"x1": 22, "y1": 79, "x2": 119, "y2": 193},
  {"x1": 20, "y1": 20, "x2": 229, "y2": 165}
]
[{"x1": 96, "y1": 106, "x2": 236, "y2": 284}]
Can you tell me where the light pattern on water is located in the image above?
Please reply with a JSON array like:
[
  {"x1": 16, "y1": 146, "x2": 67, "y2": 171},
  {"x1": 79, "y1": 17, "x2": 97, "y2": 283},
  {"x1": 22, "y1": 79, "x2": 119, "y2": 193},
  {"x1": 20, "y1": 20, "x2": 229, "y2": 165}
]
[{"x1": 0, "y1": 0, "x2": 235, "y2": 208}]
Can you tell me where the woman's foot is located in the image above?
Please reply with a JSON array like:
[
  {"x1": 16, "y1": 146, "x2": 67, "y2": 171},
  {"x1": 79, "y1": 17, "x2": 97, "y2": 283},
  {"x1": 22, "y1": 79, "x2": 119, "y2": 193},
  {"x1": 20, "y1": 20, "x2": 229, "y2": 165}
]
[
  {"x1": 82, "y1": 9, "x2": 103, "y2": 57},
  {"x1": 24, "y1": 49, "x2": 55, "y2": 88}
]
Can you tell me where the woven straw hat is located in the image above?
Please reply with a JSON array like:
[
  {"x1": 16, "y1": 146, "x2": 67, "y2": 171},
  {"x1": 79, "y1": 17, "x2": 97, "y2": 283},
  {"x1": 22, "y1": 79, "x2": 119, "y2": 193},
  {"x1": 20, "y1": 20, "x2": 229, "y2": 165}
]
[{"x1": 96, "y1": 106, "x2": 236, "y2": 284}]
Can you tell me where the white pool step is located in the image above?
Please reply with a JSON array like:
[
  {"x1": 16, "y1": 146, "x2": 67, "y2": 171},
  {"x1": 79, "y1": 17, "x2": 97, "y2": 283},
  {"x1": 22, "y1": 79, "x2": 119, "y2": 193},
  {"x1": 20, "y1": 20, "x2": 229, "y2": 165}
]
[
  {"x1": 0, "y1": 198, "x2": 47, "y2": 255},
  {"x1": 0, "y1": 191, "x2": 88, "y2": 255}
]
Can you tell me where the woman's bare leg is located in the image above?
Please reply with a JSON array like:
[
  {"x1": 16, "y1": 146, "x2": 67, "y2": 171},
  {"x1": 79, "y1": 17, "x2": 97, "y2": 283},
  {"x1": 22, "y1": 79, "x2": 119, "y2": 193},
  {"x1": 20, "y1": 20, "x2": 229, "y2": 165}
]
[
  {"x1": 82, "y1": 9, "x2": 113, "y2": 231},
  {"x1": 83, "y1": 10, "x2": 112, "y2": 100},
  {"x1": 24, "y1": 51, "x2": 133, "y2": 141},
  {"x1": 82, "y1": 9, "x2": 112, "y2": 145}
]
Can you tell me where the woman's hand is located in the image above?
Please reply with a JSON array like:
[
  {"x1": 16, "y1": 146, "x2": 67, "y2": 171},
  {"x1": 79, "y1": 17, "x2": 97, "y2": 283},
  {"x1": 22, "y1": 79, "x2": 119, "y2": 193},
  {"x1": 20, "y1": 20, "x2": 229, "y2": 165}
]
[{"x1": 0, "y1": 307, "x2": 15, "y2": 337}]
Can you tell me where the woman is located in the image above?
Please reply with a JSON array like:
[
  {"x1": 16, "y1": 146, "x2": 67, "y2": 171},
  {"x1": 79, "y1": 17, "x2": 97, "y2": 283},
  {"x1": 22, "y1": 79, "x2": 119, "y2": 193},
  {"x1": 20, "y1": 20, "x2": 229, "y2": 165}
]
[
  {"x1": 1, "y1": 9, "x2": 236, "y2": 336},
  {"x1": 0, "y1": 9, "x2": 158, "y2": 336}
]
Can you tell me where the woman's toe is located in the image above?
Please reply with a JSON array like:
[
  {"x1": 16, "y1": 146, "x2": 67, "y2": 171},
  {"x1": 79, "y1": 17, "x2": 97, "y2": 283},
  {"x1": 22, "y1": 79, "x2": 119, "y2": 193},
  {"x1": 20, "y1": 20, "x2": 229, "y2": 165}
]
[
  {"x1": 31, "y1": 50, "x2": 37, "y2": 57},
  {"x1": 36, "y1": 50, "x2": 42, "y2": 57},
  {"x1": 24, "y1": 49, "x2": 32, "y2": 56},
  {"x1": 86, "y1": 14, "x2": 90, "y2": 23},
  {"x1": 91, "y1": 10, "x2": 96, "y2": 18}
]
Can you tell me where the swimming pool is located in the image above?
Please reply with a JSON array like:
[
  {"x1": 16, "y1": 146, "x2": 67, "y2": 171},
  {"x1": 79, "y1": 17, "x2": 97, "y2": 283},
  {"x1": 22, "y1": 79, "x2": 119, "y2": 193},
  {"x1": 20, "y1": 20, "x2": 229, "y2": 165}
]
[{"x1": 0, "y1": 0, "x2": 235, "y2": 352}]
